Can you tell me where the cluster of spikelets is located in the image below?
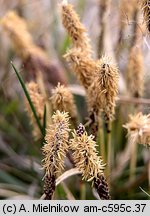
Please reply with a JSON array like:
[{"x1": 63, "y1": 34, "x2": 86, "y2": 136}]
[
  {"x1": 61, "y1": 0, "x2": 119, "y2": 129},
  {"x1": 124, "y1": 112, "x2": 150, "y2": 148},
  {"x1": 25, "y1": 82, "x2": 45, "y2": 140},
  {"x1": 42, "y1": 111, "x2": 70, "y2": 199},
  {"x1": 42, "y1": 111, "x2": 110, "y2": 200},
  {"x1": 61, "y1": 0, "x2": 92, "y2": 57},
  {"x1": 87, "y1": 57, "x2": 119, "y2": 123}
]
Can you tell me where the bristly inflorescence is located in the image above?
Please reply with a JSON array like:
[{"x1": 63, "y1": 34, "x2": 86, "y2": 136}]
[
  {"x1": 61, "y1": 0, "x2": 93, "y2": 57},
  {"x1": 64, "y1": 48, "x2": 98, "y2": 89},
  {"x1": 42, "y1": 111, "x2": 70, "y2": 199},
  {"x1": 25, "y1": 81, "x2": 45, "y2": 140},
  {"x1": 42, "y1": 110, "x2": 70, "y2": 177},
  {"x1": 50, "y1": 83, "x2": 77, "y2": 124},
  {"x1": 123, "y1": 112, "x2": 150, "y2": 149},
  {"x1": 141, "y1": 0, "x2": 150, "y2": 33},
  {"x1": 70, "y1": 124, "x2": 110, "y2": 199},
  {"x1": 87, "y1": 56, "x2": 119, "y2": 123}
]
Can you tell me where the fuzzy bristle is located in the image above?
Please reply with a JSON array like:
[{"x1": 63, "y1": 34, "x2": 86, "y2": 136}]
[
  {"x1": 64, "y1": 48, "x2": 98, "y2": 89},
  {"x1": 42, "y1": 111, "x2": 70, "y2": 177},
  {"x1": 25, "y1": 81, "x2": 45, "y2": 140},
  {"x1": 61, "y1": 1, "x2": 93, "y2": 57},
  {"x1": 50, "y1": 83, "x2": 77, "y2": 124}
]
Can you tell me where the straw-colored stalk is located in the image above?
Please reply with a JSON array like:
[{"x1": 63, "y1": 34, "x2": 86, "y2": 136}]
[
  {"x1": 50, "y1": 83, "x2": 78, "y2": 127},
  {"x1": 124, "y1": 112, "x2": 150, "y2": 180},
  {"x1": 61, "y1": 0, "x2": 93, "y2": 57},
  {"x1": 141, "y1": 0, "x2": 150, "y2": 33},
  {"x1": 25, "y1": 81, "x2": 45, "y2": 140},
  {"x1": 64, "y1": 48, "x2": 98, "y2": 90},
  {"x1": 97, "y1": 0, "x2": 111, "y2": 58},
  {"x1": 42, "y1": 111, "x2": 70, "y2": 199},
  {"x1": 126, "y1": 45, "x2": 144, "y2": 99},
  {"x1": 70, "y1": 123, "x2": 110, "y2": 199}
]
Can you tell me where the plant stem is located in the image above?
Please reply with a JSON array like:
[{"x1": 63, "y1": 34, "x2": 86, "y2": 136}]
[
  {"x1": 129, "y1": 140, "x2": 137, "y2": 181},
  {"x1": 98, "y1": 118, "x2": 106, "y2": 162},
  {"x1": 106, "y1": 121, "x2": 112, "y2": 182}
]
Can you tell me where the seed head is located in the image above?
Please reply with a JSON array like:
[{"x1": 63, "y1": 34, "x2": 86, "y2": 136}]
[
  {"x1": 0, "y1": 11, "x2": 47, "y2": 60},
  {"x1": 61, "y1": 0, "x2": 93, "y2": 57},
  {"x1": 25, "y1": 81, "x2": 45, "y2": 139},
  {"x1": 70, "y1": 124, "x2": 105, "y2": 182},
  {"x1": 64, "y1": 48, "x2": 98, "y2": 89},
  {"x1": 50, "y1": 83, "x2": 77, "y2": 122},
  {"x1": 87, "y1": 56, "x2": 119, "y2": 122}
]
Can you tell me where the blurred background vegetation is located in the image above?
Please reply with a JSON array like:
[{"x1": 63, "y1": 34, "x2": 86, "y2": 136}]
[{"x1": 0, "y1": 0, "x2": 150, "y2": 199}]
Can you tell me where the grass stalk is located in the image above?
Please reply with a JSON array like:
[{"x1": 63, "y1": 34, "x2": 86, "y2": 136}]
[{"x1": 129, "y1": 140, "x2": 137, "y2": 181}]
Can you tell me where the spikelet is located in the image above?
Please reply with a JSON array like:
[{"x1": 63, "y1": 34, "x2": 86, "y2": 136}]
[
  {"x1": 0, "y1": 11, "x2": 47, "y2": 60},
  {"x1": 42, "y1": 111, "x2": 70, "y2": 177},
  {"x1": 87, "y1": 56, "x2": 119, "y2": 122},
  {"x1": 70, "y1": 123, "x2": 110, "y2": 199},
  {"x1": 64, "y1": 48, "x2": 97, "y2": 89},
  {"x1": 61, "y1": 0, "x2": 92, "y2": 57},
  {"x1": 25, "y1": 81, "x2": 45, "y2": 139},
  {"x1": 126, "y1": 45, "x2": 144, "y2": 98},
  {"x1": 50, "y1": 83, "x2": 77, "y2": 124},
  {"x1": 43, "y1": 174, "x2": 56, "y2": 200},
  {"x1": 141, "y1": 0, "x2": 150, "y2": 33},
  {"x1": 123, "y1": 112, "x2": 150, "y2": 148}
]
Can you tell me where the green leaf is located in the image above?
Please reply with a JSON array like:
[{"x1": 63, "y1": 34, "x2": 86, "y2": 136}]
[{"x1": 11, "y1": 63, "x2": 43, "y2": 135}]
